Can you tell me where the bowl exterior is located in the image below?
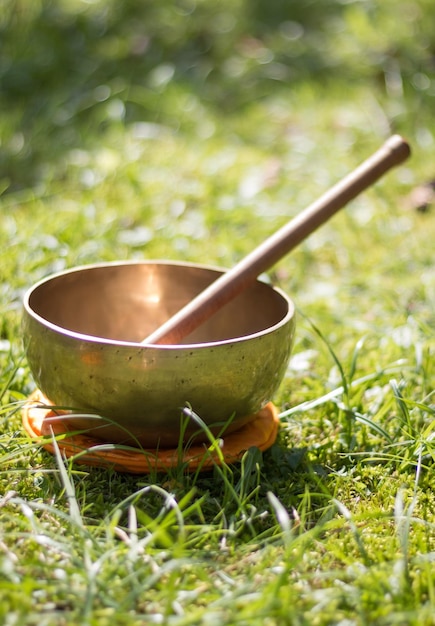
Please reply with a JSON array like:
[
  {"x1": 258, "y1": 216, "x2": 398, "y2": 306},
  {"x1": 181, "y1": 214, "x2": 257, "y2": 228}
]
[{"x1": 22, "y1": 262, "x2": 296, "y2": 447}]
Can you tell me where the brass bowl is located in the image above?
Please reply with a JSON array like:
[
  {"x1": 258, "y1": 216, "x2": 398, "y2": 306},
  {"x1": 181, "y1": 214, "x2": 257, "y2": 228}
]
[{"x1": 22, "y1": 261, "x2": 295, "y2": 447}]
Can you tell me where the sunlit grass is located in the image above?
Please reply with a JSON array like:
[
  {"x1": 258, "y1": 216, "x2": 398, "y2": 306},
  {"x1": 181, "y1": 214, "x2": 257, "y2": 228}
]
[{"x1": 1, "y1": 0, "x2": 435, "y2": 624}]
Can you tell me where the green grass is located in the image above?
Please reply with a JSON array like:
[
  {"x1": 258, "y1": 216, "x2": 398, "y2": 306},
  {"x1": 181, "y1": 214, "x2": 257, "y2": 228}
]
[{"x1": 1, "y1": 0, "x2": 435, "y2": 624}]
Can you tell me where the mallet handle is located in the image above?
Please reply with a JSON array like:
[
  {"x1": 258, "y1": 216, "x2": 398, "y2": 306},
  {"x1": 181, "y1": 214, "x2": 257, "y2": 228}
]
[{"x1": 143, "y1": 135, "x2": 410, "y2": 345}]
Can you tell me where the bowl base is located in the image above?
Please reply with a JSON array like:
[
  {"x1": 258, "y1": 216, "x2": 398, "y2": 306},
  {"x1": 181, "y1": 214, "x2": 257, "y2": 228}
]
[{"x1": 22, "y1": 390, "x2": 280, "y2": 474}]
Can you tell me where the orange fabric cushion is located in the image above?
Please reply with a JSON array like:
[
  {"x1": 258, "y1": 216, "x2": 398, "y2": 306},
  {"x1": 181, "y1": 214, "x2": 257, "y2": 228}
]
[{"x1": 22, "y1": 390, "x2": 279, "y2": 474}]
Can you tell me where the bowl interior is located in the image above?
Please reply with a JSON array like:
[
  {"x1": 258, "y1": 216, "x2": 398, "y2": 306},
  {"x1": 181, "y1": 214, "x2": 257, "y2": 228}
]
[{"x1": 27, "y1": 262, "x2": 292, "y2": 344}]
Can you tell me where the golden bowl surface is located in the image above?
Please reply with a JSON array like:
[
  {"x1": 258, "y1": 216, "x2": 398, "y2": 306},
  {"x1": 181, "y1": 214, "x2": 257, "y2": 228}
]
[{"x1": 22, "y1": 261, "x2": 295, "y2": 447}]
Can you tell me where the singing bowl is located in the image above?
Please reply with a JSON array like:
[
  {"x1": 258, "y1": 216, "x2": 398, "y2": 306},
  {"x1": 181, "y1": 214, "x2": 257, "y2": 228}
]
[{"x1": 22, "y1": 261, "x2": 295, "y2": 447}]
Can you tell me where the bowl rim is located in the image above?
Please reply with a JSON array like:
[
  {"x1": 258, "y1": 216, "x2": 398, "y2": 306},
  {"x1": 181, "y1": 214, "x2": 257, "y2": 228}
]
[{"x1": 23, "y1": 260, "x2": 295, "y2": 349}]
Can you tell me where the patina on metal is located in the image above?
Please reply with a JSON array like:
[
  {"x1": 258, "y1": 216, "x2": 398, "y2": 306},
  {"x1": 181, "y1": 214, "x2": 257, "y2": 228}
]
[{"x1": 22, "y1": 261, "x2": 296, "y2": 447}]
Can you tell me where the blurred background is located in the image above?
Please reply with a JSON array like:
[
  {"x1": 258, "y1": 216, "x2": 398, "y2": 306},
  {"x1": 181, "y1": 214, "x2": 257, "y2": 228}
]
[{"x1": 1, "y1": 0, "x2": 434, "y2": 193}]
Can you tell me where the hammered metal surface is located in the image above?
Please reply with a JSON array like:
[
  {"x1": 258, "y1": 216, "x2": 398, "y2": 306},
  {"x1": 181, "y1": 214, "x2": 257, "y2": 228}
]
[{"x1": 23, "y1": 261, "x2": 295, "y2": 447}]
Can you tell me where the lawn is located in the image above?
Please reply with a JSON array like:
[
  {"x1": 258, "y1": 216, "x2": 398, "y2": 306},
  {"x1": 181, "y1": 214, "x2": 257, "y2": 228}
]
[{"x1": 1, "y1": 1, "x2": 434, "y2": 624}]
